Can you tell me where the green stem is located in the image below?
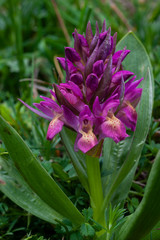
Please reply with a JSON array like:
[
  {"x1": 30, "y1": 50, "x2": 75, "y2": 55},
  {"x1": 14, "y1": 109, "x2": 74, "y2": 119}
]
[
  {"x1": 86, "y1": 155, "x2": 104, "y2": 225},
  {"x1": 106, "y1": 232, "x2": 110, "y2": 240}
]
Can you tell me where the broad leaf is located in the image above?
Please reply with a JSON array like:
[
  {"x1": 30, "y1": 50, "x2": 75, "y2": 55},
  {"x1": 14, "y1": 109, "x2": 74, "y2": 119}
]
[
  {"x1": 142, "y1": 221, "x2": 160, "y2": 240},
  {"x1": 0, "y1": 155, "x2": 63, "y2": 224},
  {"x1": 118, "y1": 151, "x2": 160, "y2": 240},
  {"x1": 0, "y1": 115, "x2": 84, "y2": 226},
  {"x1": 102, "y1": 32, "x2": 154, "y2": 208}
]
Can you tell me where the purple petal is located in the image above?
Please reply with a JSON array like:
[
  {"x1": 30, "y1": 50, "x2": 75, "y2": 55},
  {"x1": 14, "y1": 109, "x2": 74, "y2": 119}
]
[
  {"x1": 50, "y1": 90, "x2": 56, "y2": 99},
  {"x1": 18, "y1": 99, "x2": 52, "y2": 121},
  {"x1": 99, "y1": 32, "x2": 107, "y2": 44},
  {"x1": 86, "y1": 73, "x2": 98, "y2": 91},
  {"x1": 73, "y1": 29, "x2": 81, "y2": 54},
  {"x1": 78, "y1": 34, "x2": 88, "y2": 47},
  {"x1": 73, "y1": 31, "x2": 89, "y2": 58},
  {"x1": 65, "y1": 47, "x2": 81, "y2": 62},
  {"x1": 70, "y1": 72, "x2": 83, "y2": 85},
  {"x1": 59, "y1": 82, "x2": 82, "y2": 100},
  {"x1": 96, "y1": 28, "x2": 112, "y2": 61},
  {"x1": 99, "y1": 114, "x2": 129, "y2": 143},
  {"x1": 40, "y1": 100, "x2": 62, "y2": 113},
  {"x1": 62, "y1": 105, "x2": 79, "y2": 131},
  {"x1": 40, "y1": 96, "x2": 55, "y2": 103},
  {"x1": 95, "y1": 55, "x2": 112, "y2": 103},
  {"x1": 86, "y1": 88, "x2": 93, "y2": 102},
  {"x1": 102, "y1": 98, "x2": 119, "y2": 116},
  {"x1": 89, "y1": 22, "x2": 99, "y2": 54},
  {"x1": 68, "y1": 81, "x2": 83, "y2": 99},
  {"x1": 93, "y1": 60, "x2": 104, "y2": 76},
  {"x1": 59, "y1": 87, "x2": 78, "y2": 105},
  {"x1": 47, "y1": 118, "x2": 64, "y2": 140},
  {"x1": 58, "y1": 82, "x2": 85, "y2": 112},
  {"x1": 85, "y1": 40, "x2": 99, "y2": 77},
  {"x1": 76, "y1": 131, "x2": 98, "y2": 153},
  {"x1": 57, "y1": 57, "x2": 77, "y2": 74},
  {"x1": 54, "y1": 84, "x2": 79, "y2": 115},
  {"x1": 125, "y1": 77, "x2": 143, "y2": 94},
  {"x1": 79, "y1": 105, "x2": 92, "y2": 119},
  {"x1": 86, "y1": 21, "x2": 93, "y2": 46},
  {"x1": 112, "y1": 50, "x2": 130, "y2": 65},
  {"x1": 93, "y1": 96, "x2": 102, "y2": 116},
  {"x1": 125, "y1": 88, "x2": 143, "y2": 107},
  {"x1": 74, "y1": 133, "x2": 81, "y2": 152},
  {"x1": 112, "y1": 71, "x2": 134, "y2": 86},
  {"x1": 74, "y1": 61, "x2": 85, "y2": 72},
  {"x1": 33, "y1": 103, "x2": 54, "y2": 118},
  {"x1": 117, "y1": 102, "x2": 137, "y2": 131}
]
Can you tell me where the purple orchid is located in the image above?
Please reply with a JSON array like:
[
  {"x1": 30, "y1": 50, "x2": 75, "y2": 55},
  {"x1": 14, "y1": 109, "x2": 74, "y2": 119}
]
[{"x1": 19, "y1": 20, "x2": 143, "y2": 154}]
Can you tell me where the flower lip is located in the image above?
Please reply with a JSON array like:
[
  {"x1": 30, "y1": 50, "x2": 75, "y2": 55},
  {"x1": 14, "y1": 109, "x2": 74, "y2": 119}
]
[
  {"x1": 47, "y1": 117, "x2": 64, "y2": 140},
  {"x1": 99, "y1": 111, "x2": 129, "y2": 143},
  {"x1": 76, "y1": 131, "x2": 98, "y2": 153}
]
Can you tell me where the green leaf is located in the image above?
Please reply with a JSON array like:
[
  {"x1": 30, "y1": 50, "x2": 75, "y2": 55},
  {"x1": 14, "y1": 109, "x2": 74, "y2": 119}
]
[
  {"x1": 142, "y1": 221, "x2": 160, "y2": 240},
  {"x1": 102, "y1": 32, "x2": 154, "y2": 209},
  {"x1": 60, "y1": 127, "x2": 89, "y2": 193},
  {"x1": 82, "y1": 207, "x2": 93, "y2": 222},
  {"x1": 118, "y1": 151, "x2": 160, "y2": 240},
  {"x1": 0, "y1": 115, "x2": 84, "y2": 226},
  {"x1": 70, "y1": 232, "x2": 83, "y2": 240},
  {"x1": 52, "y1": 162, "x2": 69, "y2": 181},
  {"x1": 102, "y1": 137, "x2": 133, "y2": 198},
  {"x1": 0, "y1": 155, "x2": 63, "y2": 224},
  {"x1": 80, "y1": 223, "x2": 95, "y2": 237}
]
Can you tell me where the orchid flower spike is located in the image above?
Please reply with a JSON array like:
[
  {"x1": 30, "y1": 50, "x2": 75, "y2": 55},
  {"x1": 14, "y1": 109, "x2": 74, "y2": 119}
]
[{"x1": 19, "y1": 20, "x2": 143, "y2": 154}]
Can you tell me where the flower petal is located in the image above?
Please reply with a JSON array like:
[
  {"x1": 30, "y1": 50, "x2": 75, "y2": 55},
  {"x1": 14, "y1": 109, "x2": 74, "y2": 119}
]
[
  {"x1": 70, "y1": 73, "x2": 83, "y2": 85},
  {"x1": 93, "y1": 96, "x2": 102, "y2": 116},
  {"x1": 47, "y1": 117, "x2": 64, "y2": 140},
  {"x1": 79, "y1": 105, "x2": 92, "y2": 119},
  {"x1": 65, "y1": 47, "x2": 81, "y2": 62},
  {"x1": 33, "y1": 103, "x2": 54, "y2": 118},
  {"x1": 40, "y1": 100, "x2": 62, "y2": 113},
  {"x1": 62, "y1": 105, "x2": 79, "y2": 131},
  {"x1": 93, "y1": 60, "x2": 104, "y2": 76},
  {"x1": 40, "y1": 96, "x2": 55, "y2": 102},
  {"x1": 125, "y1": 77, "x2": 143, "y2": 94},
  {"x1": 125, "y1": 88, "x2": 142, "y2": 107},
  {"x1": 112, "y1": 50, "x2": 130, "y2": 65},
  {"x1": 86, "y1": 73, "x2": 98, "y2": 91},
  {"x1": 89, "y1": 22, "x2": 99, "y2": 54},
  {"x1": 117, "y1": 102, "x2": 137, "y2": 131},
  {"x1": 57, "y1": 57, "x2": 77, "y2": 74},
  {"x1": 112, "y1": 70, "x2": 134, "y2": 85},
  {"x1": 76, "y1": 131, "x2": 98, "y2": 153},
  {"x1": 68, "y1": 81, "x2": 83, "y2": 99},
  {"x1": 100, "y1": 114, "x2": 129, "y2": 143},
  {"x1": 18, "y1": 99, "x2": 52, "y2": 121},
  {"x1": 86, "y1": 21, "x2": 93, "y2": 46}
]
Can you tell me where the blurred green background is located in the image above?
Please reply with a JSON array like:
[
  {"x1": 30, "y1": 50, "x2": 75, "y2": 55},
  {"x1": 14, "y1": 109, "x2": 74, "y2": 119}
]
[{"x1": 0, "y1": 0, "x2": 160, "y2": 239}]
